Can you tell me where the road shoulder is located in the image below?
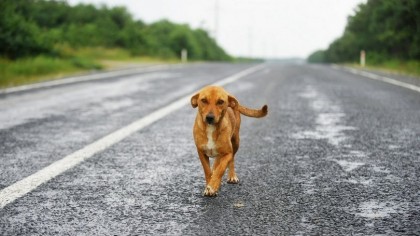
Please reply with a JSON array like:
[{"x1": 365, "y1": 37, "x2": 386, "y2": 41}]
[
  {"x1": 332, "y1": 64, "x2": 420, "y2": 93},
  {"x1": 0, "y1": 63, "x2": 181, "y2": 95}
]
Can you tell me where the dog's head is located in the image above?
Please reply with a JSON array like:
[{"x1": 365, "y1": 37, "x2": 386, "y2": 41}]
[{"x1": 191, "y1": 86, "x2": 238, "y2": 125}]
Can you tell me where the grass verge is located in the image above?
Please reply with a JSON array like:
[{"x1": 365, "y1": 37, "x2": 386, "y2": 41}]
[
  {"x1": 0, "y1": 56, "x2": 101, "y2": 88},
  {"x1": 0, "y1": 46, "x2": 177, "y2": 89},
  {"x1": 345, "y1": 60, "x2": 420, "y2": 78}
]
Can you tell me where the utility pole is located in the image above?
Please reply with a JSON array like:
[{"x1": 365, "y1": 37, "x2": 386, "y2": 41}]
[
  {"x1": 248, "y1": 26, "x2": 253, "y2": 58},
  {"x1": 214, "y1": 0, "x2": 219, "y2": 42}
]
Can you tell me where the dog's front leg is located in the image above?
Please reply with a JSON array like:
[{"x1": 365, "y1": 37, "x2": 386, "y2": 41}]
[
  {"x1": 227, "y1": 158, "x2": 239, "y2": 184},
  {"x1": 197, "y1": 150, "x2": 212, "y2": 185},
  {"x1": 204, "y1": 153, "x2": 233, "y2": 197}
]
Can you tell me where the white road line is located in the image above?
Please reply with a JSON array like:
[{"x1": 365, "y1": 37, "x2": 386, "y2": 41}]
[
  {"x1": 0, "y1": 64, "x2": 181, "y2": 94},
  {"x1": 0, "y1": 63, "x2": 265, "y2": 209},
  {"x1": 332, "y1": 65, "x2": 420, "y2": 93}
]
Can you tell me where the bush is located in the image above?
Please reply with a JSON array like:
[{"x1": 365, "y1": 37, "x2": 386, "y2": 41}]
[{"x1": 0, "y1": 1, "x2": 52, "y2": 59}]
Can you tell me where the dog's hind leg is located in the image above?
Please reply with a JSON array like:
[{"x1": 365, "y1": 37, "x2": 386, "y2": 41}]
[{"x1": 227, "y1": 135, "x2": 240, "y2": 184}]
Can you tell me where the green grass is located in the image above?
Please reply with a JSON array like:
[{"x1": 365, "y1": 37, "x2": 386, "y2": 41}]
[
  {"x1": 0, "y1": 56, "x2": 102, "y2": 88},
  {"x1": 0, "y1": 46, "x2": 177, "y2": 89},
  {"x1": 0, "y1": 56, "x2": 101, "y2": 88},
  {"x1": 56, "y1": 45, "x2": 178, "y2": 63},
  {"x1": 376, "y1": 60, "x2": 420, "y2": 77},
  {"x1": 346, "y1": 60, "x2": 420, "y2": 78}
]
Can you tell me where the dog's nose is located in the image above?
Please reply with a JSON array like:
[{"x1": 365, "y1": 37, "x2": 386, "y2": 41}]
[{"x1": 205, "y1": 113, "x2": 215, "y2": 124}]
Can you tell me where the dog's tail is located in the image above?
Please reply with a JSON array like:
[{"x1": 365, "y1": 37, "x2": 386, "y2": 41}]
[{"x1": 238, "y1": 104, "x2": 268, "y2": 118}]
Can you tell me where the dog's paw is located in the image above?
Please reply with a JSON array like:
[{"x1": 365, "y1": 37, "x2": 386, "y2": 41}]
[
  {"x1": 227, "y1": 175, "x2": 240, "y2": 184},
  {"x1": 203, "y1": 185, "x2": 218, "y2": 197}
]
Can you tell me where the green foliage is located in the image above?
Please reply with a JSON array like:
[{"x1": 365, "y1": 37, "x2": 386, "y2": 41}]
[
  {"x1": 307, "y1": 50, "x2": 326, "y2": 63},
  {"x1": 0, "y1": 46, "x2": 180, "y2": 88},
  {"x1": 192, "y1": 29, "x2": 231, "y2": 61},
  {"x1": 3, "y1": 56, "x2": 98, "y2": 76},
  {"x1": 308, "y1": 0, "x2": 420, "y2": 64},
  {"x1": 0, "y1": 0, "x2": 230, "y2": 61},
  {"x1": 0, "y1": 55, "x2": 102, "y2": 88},
  {"x1": 0, "y1": 0, "x2": 53, "y2": 59}
]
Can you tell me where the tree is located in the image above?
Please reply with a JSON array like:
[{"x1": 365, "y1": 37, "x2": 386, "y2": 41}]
[
  {"x1": 0, "y1": 0, "x2": 231, "y2": 61},
  {"x1": 307, "y1": 50, "x2": 326, "y2": 63},
  {"x1": 309, "y1": 0, "x2": 420, "y2": 63},
  {"x1": 0, "y1": 0, "x2": 52, "y2": 59}
]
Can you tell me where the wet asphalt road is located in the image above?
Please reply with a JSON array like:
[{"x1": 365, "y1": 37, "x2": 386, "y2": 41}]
[{"x1": 0, "y1": 63, "x2": 419, "y2": 235}]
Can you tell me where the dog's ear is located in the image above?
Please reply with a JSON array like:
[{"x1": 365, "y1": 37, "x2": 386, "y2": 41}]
[
  {"x1": 228, "y1": 95, "x2": 238, "y2": 109},
  {"x1": 191, "y1": 93, "x2": 199, "y2": 108}
]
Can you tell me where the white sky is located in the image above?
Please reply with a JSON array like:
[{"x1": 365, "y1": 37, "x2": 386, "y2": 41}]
[{"x1": 67, "y1": 0, "x2": 366, "y2": 59}]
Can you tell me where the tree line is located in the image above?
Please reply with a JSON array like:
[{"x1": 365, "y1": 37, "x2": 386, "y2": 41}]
[
  {"x1": 308, "y1": 0, "x2": 419, "y2": 64},
  {"x1": 0, "y1": 0, "x2": 231, "y2": 61}
]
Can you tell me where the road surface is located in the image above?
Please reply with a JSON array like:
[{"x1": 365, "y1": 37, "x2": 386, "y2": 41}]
[{"x1": 0, "y1": 62, "x2": 419, "y2": 235}]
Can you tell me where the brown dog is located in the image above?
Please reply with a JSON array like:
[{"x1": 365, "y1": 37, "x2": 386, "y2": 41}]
[{"x1": 191, "y1": 85, "x2": 268, "y2": 196}]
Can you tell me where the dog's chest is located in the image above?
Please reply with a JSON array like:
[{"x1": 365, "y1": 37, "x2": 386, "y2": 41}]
[{"x1": 203, "y1": 125, "x2": 218, "y2": 158}]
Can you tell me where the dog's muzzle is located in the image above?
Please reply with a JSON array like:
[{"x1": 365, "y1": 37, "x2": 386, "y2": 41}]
[{"x1": 205, "y1": 113, "x2": 215, "y2": 124}]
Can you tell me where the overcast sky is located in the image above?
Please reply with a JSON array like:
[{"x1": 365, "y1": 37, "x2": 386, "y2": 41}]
[{"x1": 67, "y1": 0, "x2": 366, "y2": 59}]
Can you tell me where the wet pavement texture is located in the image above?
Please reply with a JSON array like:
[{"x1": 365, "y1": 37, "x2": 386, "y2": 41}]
[{"x1": 1, "y1": 63, "x2": 419, "y2": 235}]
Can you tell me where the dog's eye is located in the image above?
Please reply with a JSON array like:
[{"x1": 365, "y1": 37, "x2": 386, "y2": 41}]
[
  {"x1": 201, "y1": 98, "x2": 208, "y2": 104},
  {"x1": 217, "y1": 100, "x2": 224, "y2": 105}
]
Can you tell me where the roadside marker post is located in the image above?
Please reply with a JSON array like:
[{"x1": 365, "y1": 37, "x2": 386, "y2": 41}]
[
  {"x1": 360, "y1": 50, "x2": 366, "y2": 67},
  {"x1": 181, "y1": 49, "x2": 188, "y2": 63}
]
